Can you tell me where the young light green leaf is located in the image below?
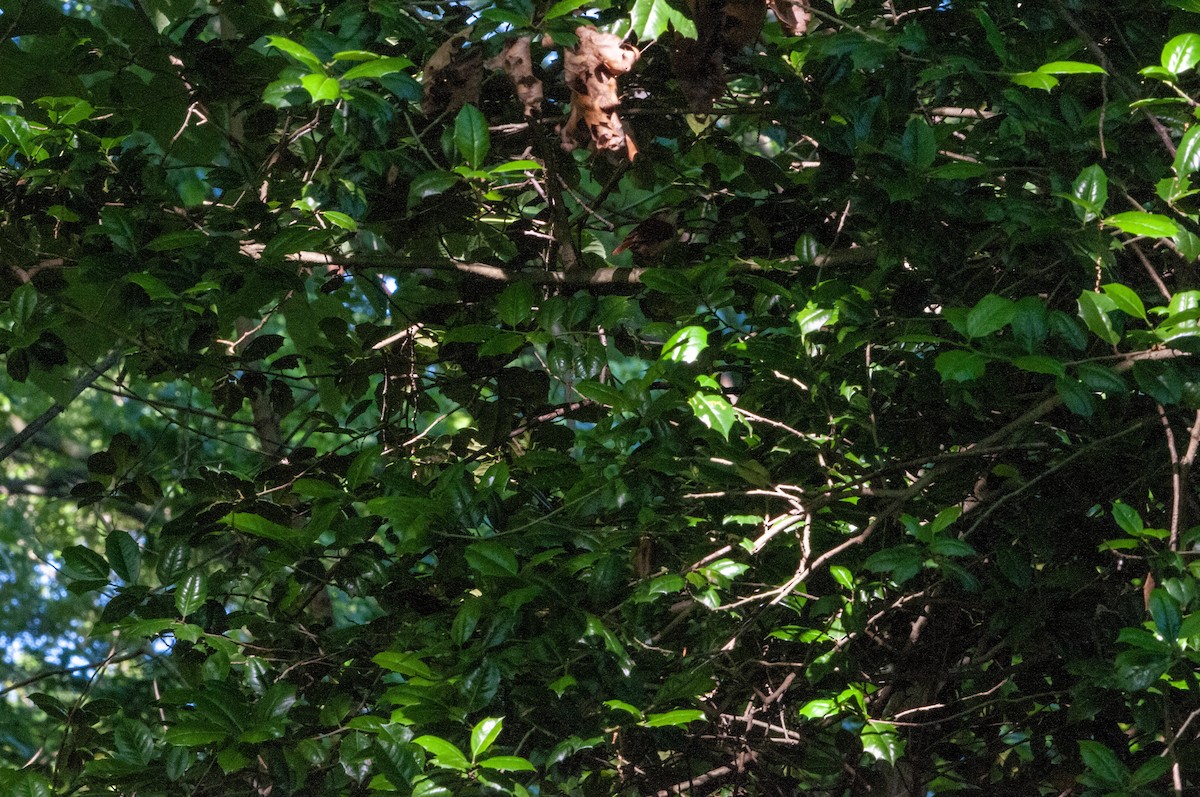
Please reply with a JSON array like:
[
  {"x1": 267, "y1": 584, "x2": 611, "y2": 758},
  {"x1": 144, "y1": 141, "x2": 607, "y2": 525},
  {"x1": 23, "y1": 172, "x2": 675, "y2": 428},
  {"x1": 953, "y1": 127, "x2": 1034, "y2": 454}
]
[
  {"x1": 829, "y1": 565, "x2": 855, "y2": 589},
  {"x1": 630, "y1": 0, "x2": 697, "y2": 40},
  {"x1": 1162, "y1": 32, "x2": 1200, "y2": 74},
  {"x1": 454, "y1": 104, "x2": 490, "y2": 169},
  {"x1": 342, "y1": 57, "x2": 414, "y2": 80},
  {"x1": 1010, "y1": 71, "x2": 1058, "y2": 91},
  {"x1": 414, "y1": 736, "x2": 470, "y2": 770},
  {"x1": 545, "y1": 0, "x2": 592, "y2": 19},
  {"x1": 265, "y1": 36, "x2": 324, "y2": 73},
  {"x1": 688, "y1": 391, "x2": 736, "y2": 439},
  {"x1": 662, "y1": 326, "x2": 708, "y2": 363},
  {"x1": 642, "y1": 709, "x2": 705, "y2": 727},
  {"x1": 1104, "y1": 211, "x2": 1180, "y2": 238},
  {"x1": 470, "y1": 716, "x2": 503, "y2": 760},
  {"x1": 301, "y1": 74, "x2": 341, "y2": 102},
  {"x1": 603, "y1": 700, "x2": 644, "y2": 720},
  {"x1": 1100, "y1": 283, "x2": 1146, "y2": 320},
  {"x1": 478, "y1": 755, "x2": 537, "y2": 771},
  {"x1": 1036, "y1": 60, "x2": 1105, "y2": 74}
]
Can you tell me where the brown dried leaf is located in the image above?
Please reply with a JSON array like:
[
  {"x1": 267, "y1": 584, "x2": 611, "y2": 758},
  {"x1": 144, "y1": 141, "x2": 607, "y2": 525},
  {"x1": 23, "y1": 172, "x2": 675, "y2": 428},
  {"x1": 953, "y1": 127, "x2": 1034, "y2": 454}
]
[
  {"x1": 767, "y1": 0, "x2": 811, "y2": 35},
  {"x1": 422, "y1": 27, "x2": 483, "y2": 117},
  {"x1": 486, "y1": 36, "x2": 543, "y2": 118},
  {"x1": 721, "y1": 0, "x2": 767, "y2": 48},
  {"x1": 560, "y1": 26, "x2": 640, "y2": 159}
]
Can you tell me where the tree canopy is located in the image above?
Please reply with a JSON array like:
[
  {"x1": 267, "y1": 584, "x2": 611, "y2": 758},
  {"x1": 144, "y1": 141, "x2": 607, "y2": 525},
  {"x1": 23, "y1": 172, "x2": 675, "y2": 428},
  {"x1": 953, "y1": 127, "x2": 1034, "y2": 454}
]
[{"x1": 4, "y1": 0, "x2": 1200, "y2": 794}]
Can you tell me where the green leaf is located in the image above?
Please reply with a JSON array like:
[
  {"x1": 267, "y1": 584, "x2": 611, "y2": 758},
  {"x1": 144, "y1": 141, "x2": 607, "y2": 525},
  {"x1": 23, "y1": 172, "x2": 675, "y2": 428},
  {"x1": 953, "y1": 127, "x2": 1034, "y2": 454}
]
[
  {"x1": 934, "y1": 350, "x2": 986, "y2": 382},
  {"x1": 1078, "y1": 740, "x2": 1129, "y2": 789},
  {"x1": 175, "y1": 570, "x2": 207, "y2": 617},
  {"x1": 642, "y1": 709, "x2": 705, "y2": 727},
  {"x1": 165, "y1": 722, "x2": 228, "y2": 746},
  {"x1": 265, "y1": 36, "x2": 324, "y2": 72},
  {"x1": 62, "y1": 544, "x2": 109, "y2": 581},
  {"x1": 497, "y1": 281, "x2": 535, "y2": 327},
  {"x1": 545, "y1": 0, "x2": 593, "y2": 19},
  {"x1": 1174, "y1": 126, "x2": 1200, "y2": 185},
  {"x1": 105, "y1": 531, "x2": 141, "y2": 583},
  {"x1": 1104, "y1": 211, "x2": 1179, "y2": 237},
  {"x1": 1162, "y1": 32, "x2": 1200, "y2": 74},
  {"x1": 1076, "y1": 291, "x2": 1120, "y2": 344},
  {"x1": 1012, "y1": 355, "x2": 1065, "y2": 377},
  {"x1": 688, "y1": 391, "x2": 736, "y2": 439},
  {"x1": 860, "y1": 720, "x2": 905, "y2": 764},
  {"x1": 1112, "y1": 501, "x2": 1144, "y2": 535},
  {"x1": 1132, "y1": 359, "x2": 1184, "y2": 404},
  {"x1": 145, "y1": 230, "x2": 207, "y2": 252},
  {"x1": 1131, "y1": 756, "x2": 1172, "y2": 788},
  {"x1": 342, "y1": 57, "x2": 414, "y2": 80},
  {"x1": 478, "y1": 755, "x2": 537, "y2": 771},
  {"x1": 470, "y1": 716, "x2": 503, "y2": 760},
  {"x1": 1114, "y1": 648, "x2": 1170, "y2": 691},
  {"x1": 454, "y1": 104, "x2": 490, "y2": 169},
  {"x1": 1037, "y1": 60, "x2": 1105, "y2": 74},
  {"x1": 901, "y1": 117, "x2": 936, "y2": 170},
  {"x1": 465, "y1": 540, "x2": 519, "y2": 578},
  {"x1": 225, "y1": 513, "x2": 309, "y2": 544},
  {"x1": 407, "y1": 170, "x2": 460, "y2": 208},
  {"x1": 1071, "y1": 164, "x2": 1108, "y2": 221},
  {"x1": 1149, "y1": 589, "x2": 1182, "y2": 642},
  {"x1": 603, "y1": 699, "x2": 644, "y2": 720},
  {"x1": 1101, "y1": 283, "x2": 1146, "y2": 320},
  {"x1": 574, "y1": 379, "x2": 625, "y2": 407},
  {"x1": 414, "y1": 736, "x2": 470, "y2": 770},
  {"x1": 928, "y1": 537, "x2": 975, "y2": 557},
  {"x1": 965, "y1": 294, "x2": 1015, "y2": 338},
  {"x1": 1077, "y1": 362, "x2": 1127, "y2": 394},
  {"x1": 156, "y1": 540, "x2": 190, "y2": 585},
  {"x1": 1056, "y1": 377, "x2": 1095, "y2": 417}
]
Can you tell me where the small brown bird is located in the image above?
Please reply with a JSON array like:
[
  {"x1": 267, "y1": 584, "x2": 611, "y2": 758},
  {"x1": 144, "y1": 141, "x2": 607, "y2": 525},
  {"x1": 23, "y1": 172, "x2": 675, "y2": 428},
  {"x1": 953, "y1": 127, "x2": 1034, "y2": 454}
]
[{"x1": 612, "y1": 210, "x2": 681, "y2": 260}]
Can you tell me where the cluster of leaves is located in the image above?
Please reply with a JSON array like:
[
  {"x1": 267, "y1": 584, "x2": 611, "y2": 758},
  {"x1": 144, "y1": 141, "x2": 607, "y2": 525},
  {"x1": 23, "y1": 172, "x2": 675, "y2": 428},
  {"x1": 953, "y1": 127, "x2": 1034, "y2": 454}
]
[{"x1": 4, "y1": 0, "x2": 1200, "y2": 795}]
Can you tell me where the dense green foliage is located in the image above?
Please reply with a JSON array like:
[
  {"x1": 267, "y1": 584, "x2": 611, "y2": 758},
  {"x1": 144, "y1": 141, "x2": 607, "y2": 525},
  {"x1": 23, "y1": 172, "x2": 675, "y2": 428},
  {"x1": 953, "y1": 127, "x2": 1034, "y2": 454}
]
[{"x1": 5, "y1": 0, "x2": 1200, "y2": 794}]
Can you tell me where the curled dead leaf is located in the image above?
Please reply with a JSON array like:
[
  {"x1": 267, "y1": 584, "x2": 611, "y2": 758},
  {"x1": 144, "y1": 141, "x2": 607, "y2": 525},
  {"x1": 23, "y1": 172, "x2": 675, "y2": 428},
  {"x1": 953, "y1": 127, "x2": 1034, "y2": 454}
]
[
  {"x1": 486, "y1": 36, "x2": 543, "y2": 118},
  {"x1": 560, "y1": 26, "x2": 640, "y2": 159},
  {"x1": 422, "y1": 27, "x2": 483, "y2": 116},
  {"x1": 768, "y1": 0, "x2": 811, "y2": 35}
]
